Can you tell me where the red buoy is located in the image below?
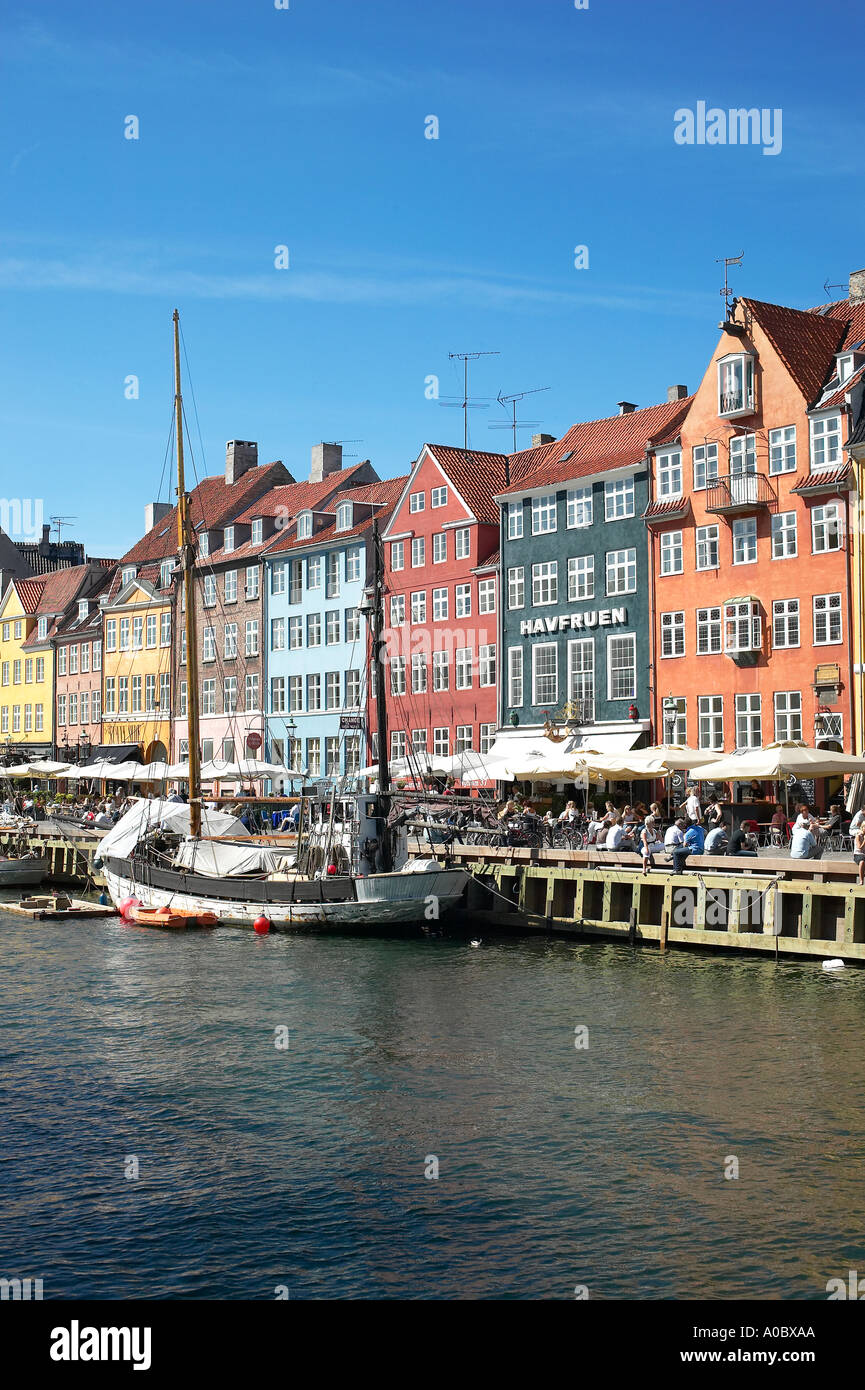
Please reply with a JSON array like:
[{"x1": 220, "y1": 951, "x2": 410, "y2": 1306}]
[
  {"x1": 253, "y1": 915, "x2": 271, "y2": 935},
  {"x1": 327, "y1": 863, "x2": 337, "y2": 876},
  {"x1": 119, "y1": 896, "x2": 139, "y2": 922}
]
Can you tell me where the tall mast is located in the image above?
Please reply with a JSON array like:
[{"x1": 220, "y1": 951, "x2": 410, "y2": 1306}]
[
  {"x1": 173, "y1": 309, "x2": 202, "y2": 838},
  {"x1": 371, "y1": 519, "x2": 391, "y2": 869}
]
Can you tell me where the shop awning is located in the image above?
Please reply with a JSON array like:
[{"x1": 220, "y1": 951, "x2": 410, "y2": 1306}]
[
  {"x1": 85, "y1": 744, "x2": 141, "y2": 766},
  {"x1": 576, "y1": 730, "x2": 642, "y2": 754}
]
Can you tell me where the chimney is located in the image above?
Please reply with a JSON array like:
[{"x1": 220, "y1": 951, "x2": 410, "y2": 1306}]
[
  {"x1": 39, "y1": 523, "x2": 51, "y2": 555},
  {"x1": 667, "y1": 384, "x2": 688, "y2": 402},
  {"x1": 618, "y1": 401, "x2": 637, "y2": 415},
  {"x1": 310, "y1": 442, "x2": 343, "y2": 483},
  {"x1": 531, "y1": 433, "x2": 555, "y2": 447},
  {"x1": 225, "y1": 440, "x2": 258, "y2": 485},
  {"x1": 144, "y1": 501, "x2": 172, "y2": 534},
  {"x1": 849, "y1": 269, "x2": 865, "y2": 302}
]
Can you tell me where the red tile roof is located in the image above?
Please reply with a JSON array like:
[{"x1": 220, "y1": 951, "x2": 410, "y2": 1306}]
[
  {"x1": 20, "y1": 565, "x2": 105, "y2": 646},
  {"x1": 122, "y1": 461, "x2": 293, "y2": 565},
  {"x1": 209, "y1": 465, "x2": 378, "y2": 564},
  {"x1": 14, "y1": 578, "x2": 45, "y2": 614},
  {"x1": 423, "y1": 446, "x2": 513, "y2": 524},
  {"x1": 643, "y1": 497, "x2": 691, "y2": 521},
  {"x1": 741, "y1": 298, "x2": 845, "y2": 406},
  {"x1": 791, "y1": 467, "x2": 853, "y2": 493},
  {"x1": 500, "y1": 397, "x2": 694, "y2": 495},
  {"x1": 265, "y1": 475, "x2": 408, "y2": 555}
]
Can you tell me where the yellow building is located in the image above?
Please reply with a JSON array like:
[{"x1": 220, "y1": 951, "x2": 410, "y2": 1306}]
[{"x1": 101, "y1": 561, "x2": 174, "y2": 761}]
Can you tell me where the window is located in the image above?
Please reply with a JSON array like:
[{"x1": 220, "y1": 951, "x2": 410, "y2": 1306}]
[
  {"x1": 307, "y1": 556, "x2": 322, "y2": 590},
  {"x1": 36, "y1": 657, "x2": 45, "y2": 682},
  {"x1": 566, "y1": 487, "x2": 592, "y2": 528},
  {"x1": 657, "y1": 449, "x2": 683, "y2": 497},
  {"x1": 289, "y1": 617, "x2": 302, "y2": 649},
  {"x1": 132, "y1": 616, "x2": 143, "y2": 651},
  {"x1": 411, "y1": 728, "x2": 428, "y2": 754},
  {"x1": 391, "y1": 541, "x2": 404, "y2": 571},
  {"x1": 660, "y1": 531, "x2": 683, "y2": 575},
  {"x1": 93, "y1": 640, "x2": 102, "y2": 671},
  {"x1": 306, "y1": 674, "x2": 321, "y2": 712},
  {"x1": 131, "y1": 677, "x2": 143, "y2": 715},
  {"x1": 345, "y1": 669, "x2": 361, "y2": 707},
  {"x1": 455, "y1": 725, "x2": 473, "y2": 753},
  {"x1": 432, "y1": 587, "x2": 448, "y2": 620},
  {"x1": 772, "y1": 599, "x2": 800, "y2": 649},
  {"x1": 297, "y1": 512, "x2": 312, "y2": 540},
  {"x1": 223, "y1": 526, "x2": 235, "y2": 553},
  {"x1": 604, "y1": 477, "x2": 635, "y2": 519},
  {"x1": 91, "y1": 691, "x2": 100, "y2": 723},
  {"x1": 729, "y1": 432, "x2": 756, "y2": 477},
  {"x1": 455, "y1": 527, "x2": 471, "y2": 559},
  {"x1": 203, "y1": 574, "x2": 217, "y2": 607},
  {"x1": 813, "y1": 593, "x2": 842, "y2": 645},
  {"x1": 307, "y1": 612, "x2": 321, "y2": 647},
  {"x1": 507, "y1": 502, "x2": 524, "y2": 539},
  {"x1": 455, "y1": 583, "x2": 471, "y2": 618},
  {"x1": 0, "y1": 662, "x2": 6, "y2": 685},
  {"x1": 508, "y1": 647, "x2": 523, "y2": 707},
  {"x1": 390, "y1": 595, "x2": 405, "y2": 627},
  {"x1": 345, "y1": 607, "x2": 361, "y2": 642},
  {"x1": 432, "y1": 650, "x2": 449, "y2": 690},
  {"x1": 812, "y1": 502, "x2": 842, "y2": 553},
  {"x1": 566, "y1": 555, "x2": 594, "y2": 601},
  {"x1": 607, "y1": 634, "x2": 636, "y2": 700},
  {"x1": 507, "y1": 567, "x2": 525, "y2": 609},
  {"x1": 771, "y1": 512, "x2": 797, "y2": 559},
  {"x1": 411, "y1": 654, "x2": 427, "y2": 693},
  {"x1": 478, "y1": 644, "x2": 496, "y2": 687},
  {"x1": 661, "y1": 611, "x2": 685, "y2": 657},
  {"x1": 698, "y1": 695, "x2": 724, "y2": 750},
  {"x1": 121, "y1": 565, "x2": 137, "y2": 586},
  {"x1": 390, "y1": 656, "x2": 406, "y2": 696},
  {"x1": 532, "y1": 643, "x2": 558, "y2": 705},
  {"x1": 144, "y1": 613, "x2": 156, "y2": 648},
  {"x1": 532, "y1": 495, "x2": 557, "y2": 534},
  {"x1": 567, "y1": 639, "x2": 594, "y2": 719},
  {"x1": 326, "y1": 610, "x2": 340, "y2": 645},
  {"x1": 478, "y1": 577, "x2": 496, "y2": 613},
  {"x1": 455, "y1": 648, "x2": 473, "y2": 689},
  {"x1": 838, "y1": 353, "x2": 856, "y2": 383},
  {"x1": 223, "y1": 677, "x2": 238, "y2": 714},
  {"x1": 326, "y1": 553, "x2": 340, "y2": 597},
  {"x1": 532, "y1": 561, "x2": 558, "y2": 606},
  {"x1": 346, "y1": 547, "x2": 361, "y2": 583},
  {"x1": 290, "y1": 675, "x2": 303, "y2": 712},
  {"x1": 409, "y1": 491, "x2": 425, "y2": 513},
  {"x1": 732, "y1": 517, "x2": 757, "y2": 564},
  {"x1": 246, "y1": 566, "x2": 260, "y2": 600},
  {"x1": 37, "y1": 616, "x2": 47, "y2": 640},
  {"x1": 431, "y1": 486, "x2": 447, "y2": 508},
  {"x1": 13, "y1": 620, "x2": 21, "y2": 639},
  {"x1": 179, "y1": 680, "x2": 188, "y2": 717},
  {"x1": 80, "y1": 692, "x2": 89, "y2": 725},
  {"x1": 198, "y1": 533, "x2": 210, "y2": 559},
  {"x1": 1, "y1": 708, "x2": 7, "y2": 734},
  {"x1": 695, "y1": 524, "x2": 719, "y2": 571},
  {"x1": 241, "y1": 673, "x2": 258, "y2": 713},
  {"x1": 13, "y1": 659, "x2": 20, "y2": 684},
  {"x1": 224, "y1": 570, "x2": 237, "y2": 603},
  {"x1": 12, "y1": 704, "x2": 20, "y2": 732},
  {"x1": 245, "y1": 620, "x2": 259, "y2": 656},
  {"x1": 735, "y1": 693, "x2": 762, "y2": 748},
  {"x1": 57, "y1": 696, "x2": 66, "y2": 727},
  {"x1": 203, "y1": 626, "x2": 216, "y2": 662},
  {"x1": 662, "y1": 696, "x2": 687, "y2": 744},
  {"x1": 270, "y1": 677, "x2": 286, "y2": 713},
  {"x1": 105, "y1": 619, "x2": 117, "y2": 652},
  {"x1": 144, "y1": 673, "x2": 156, "y2": 711},
  {"x1": 271, "y1": 561, "x2": 286, "y2": 595},
  {"x1": 251, "y1": 518, "x2": 263, "y2": 545},
  {"x1": 411, "y1": 537, "x2": 425, "y2": 568},
  {"x1": 202, "y1": 679, "x2": 216, "y2": 715},
  {"x1": 696, "y1": 607, "x2": 722, "y2": 655},
  {"x1": 324, "y1": 673, "x2": 339, "y2": 710},
  {"x1": 724, "y1": 600, "x2": 761, "y2": 654},
  {"x1": 433, "y1": 727, "x2": 449, "y2": 757},
  {"x1": 810, "y1": 414, "x2": 841, "y2": 469},
  {"x1": 119, "y1": 618, "x2": 130, "y2": 650},
  {"x1": 24, "y1": 658, "x2": 33, "y2": 682},
  {"x1": 605, "y1": 547, "x2": 636, "y2": 595},
  {"x1": 718, "y1": 353, "x2": 755, "y2": 416},
  {"x1": 411, "y1": 591, "x2": 427, "y2": 624},
  {"x1": 769, "y1": 426, "x2": 797, "y2": 475},
  {"x1": 336, "y1": 502, "x2": 353, "y2": 532},
  {"x1": 692, "y1": 443, "x2": 719, "y2": 491},
  {"x1": 104, "y1": 678, "x2": 115, "y2": 714},
  {"x1": 271, "y1": 617, "x2": 286, "y2": 651},
  {"x1": 775, "y1": 691, "x2": 802, "y2": 741},
  {"x1": 433, "y1": 532, "x2": 447, "y2": 563}
]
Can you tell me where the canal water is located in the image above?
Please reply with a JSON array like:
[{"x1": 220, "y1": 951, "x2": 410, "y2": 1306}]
[{"x1": 1, "y1": 906, "x2": 864, "y2": 1300}]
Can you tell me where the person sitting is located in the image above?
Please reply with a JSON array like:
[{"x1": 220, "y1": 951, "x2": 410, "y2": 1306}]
[
  {"x1": 587, "y1": 801, "x2": 616, "y2": 844},
  {"x1": 728, "y1": 826, "x2": 758, "y2": 857},
  {"x1": 665, "y1": 817, "x2": 686, "y2": 854},
  {"x1": 770, "y1": 804, "x2": 788, "y2": 844},
  {"x1": 704, "y1": 824, "x2": 728, "y2": 855},
  {"x1": 790, "y1": 822, "x2": 817, "y2": 860},
  {"x1": 497, "y1": 799, "x2": 517, "y2": 822},
  {"x1": 683, "y1": 820, "x2": 705, "y2": 860},
  {"x1": 605, "y1": 815, "x2": 636, "y2": 853},
  {"x1": 557, "y1": 799, "x2": 579, "y2": 824}
]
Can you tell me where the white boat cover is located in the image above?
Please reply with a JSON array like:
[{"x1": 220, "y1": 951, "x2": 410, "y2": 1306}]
[
  {"x1": 94, "y1": 798, "x2": 249, "y2": 862},
  {"x1": 173, "y1": 839, "x2": 290, "y2": 877}
]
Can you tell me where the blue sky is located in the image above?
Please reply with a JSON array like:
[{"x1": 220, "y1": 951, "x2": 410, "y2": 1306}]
[{"x1": 2, "y1": 0, "x2": 864, "y2": 556}]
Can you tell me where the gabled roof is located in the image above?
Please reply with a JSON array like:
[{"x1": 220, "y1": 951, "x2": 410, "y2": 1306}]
[
  {"x1": 740, "y1": 298, "x2": 845, "y2": 407},
  {"x1": 102, "y1": 558, "x2": 168, "y2": 605},
  {"x1": 422, "y1": 445, "x2": 513, "y2": 524},
  {"x1": 265, "y1": 476, "x2": 408, "y2": 556},
  {"x1": 15, "y1": 578, "x2": 45, "y2": 614},
  {"x1": 500, "y1": 396, "x2": 694, "y2": 496},
  {"x1": 21, "y1": 565, "x2": 104, "y2": 646},
  {"x1": 122, "y1": 461, "x2": 293, "y2": 565},
  {"x1": 206, "y1": 464, "x2": 378, "y2": 565}
]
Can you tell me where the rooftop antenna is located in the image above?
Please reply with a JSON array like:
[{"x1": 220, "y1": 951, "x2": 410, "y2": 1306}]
[
  {"x1": 715, "y1": 251, "x2": 744, "y2": 318},
  {"x1": 50, "y1": 515, "x2": 77, "y2": 545},
  {"x1": 440, "y1": 350, "x2": 500, "y2": 448},
  {"x1": 823, "y1": 278, "x2": 846, "y2": 301},
  {"x1": 327, "y1": 439, "x2": 362, "y2": 460},
  {"x1": 489, "y1": 386, "x2": 551, "y2": 454}
]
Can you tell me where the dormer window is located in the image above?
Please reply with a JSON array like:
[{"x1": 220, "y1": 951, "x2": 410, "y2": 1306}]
[
  {"x1": 160, "y1": 559, "x2": 173, "y2": 589},
  {"x1": 223, "y1": 526, "x2": 235, "y2": 553},
  {"x1": 121, "y1": 566, "x2": 136, "y2": 586},
  {"x1": 78, "y1": 600, "x2": 89, "y2": 621},
  {"x1": 297, "y1": 511, "x2": 313, "y2": 540},
  {"x1": 718, "y1": 353, "x2": 755, "y2": 418},
  {"x1": 251, "y1": 518, "x2": 263, "y2": 545},
  {"x1": 656, "y1": 448, "x2": 683, "y2": 498},
  {"x1": 37, "y1": 617, "x2": 48, "y2": 640},
  {"x1": 199, "y1": 533, "x2": 209, "y2": 557},
  {"x1": 336, "y1": 502, "x2": 353, "y2": 532},
  {"x1": 837, "y1": 353, "x2": 855, "y2": 384}
]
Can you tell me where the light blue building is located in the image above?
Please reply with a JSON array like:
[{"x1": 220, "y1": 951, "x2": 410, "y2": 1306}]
[{"x1": 263, "y1": 478, "x2": 403, "y2": 782}]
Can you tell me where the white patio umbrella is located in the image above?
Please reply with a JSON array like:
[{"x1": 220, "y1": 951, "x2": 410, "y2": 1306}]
[
  {"x1": 2, "y1": 762, "x2": 37, "y2": 777},
  {"x1": 692, "y1": 742, "x2": 865, "y2": 782},
  {"x1": 28, "y1": 759, "x2": 72, "y2": 775}
]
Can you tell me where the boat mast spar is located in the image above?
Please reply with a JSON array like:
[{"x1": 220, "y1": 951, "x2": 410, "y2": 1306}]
[
  {"x1": 173, "y1": 309, "x2": 202, "y2": 839},
  {"x1": 370, "y1": 518, "x2": 392, "y2": 870}
]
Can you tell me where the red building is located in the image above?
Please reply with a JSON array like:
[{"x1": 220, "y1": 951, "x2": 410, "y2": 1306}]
[{"x1": 373, "y1": 444, "x2": 509, "y2": 770}]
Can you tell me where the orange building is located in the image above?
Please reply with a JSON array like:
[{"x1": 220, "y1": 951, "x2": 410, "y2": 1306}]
[{"x1": 645, "y1": 282, "x2": 865, "y2": 778}]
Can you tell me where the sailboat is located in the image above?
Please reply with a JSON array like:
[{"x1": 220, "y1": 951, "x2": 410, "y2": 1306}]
[{"x1": 96, "y1": 311, "x2": 468, "y2": 929}]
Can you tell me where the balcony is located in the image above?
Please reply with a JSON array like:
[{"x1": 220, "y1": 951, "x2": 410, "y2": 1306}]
[{"x1": 706, "y1": 472, "x2": 775, "y2": 515}]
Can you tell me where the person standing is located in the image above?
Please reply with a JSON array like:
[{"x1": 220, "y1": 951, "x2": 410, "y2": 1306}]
[
  {"x1": 640, "y1": 816, "x2": 658, "y2": 875},
  {"x1": 854, "y1": 822, "x2": 865, "y2": 885},
  {"x1": 682, "y1": 786, "x2": 702, "y2": 824}
]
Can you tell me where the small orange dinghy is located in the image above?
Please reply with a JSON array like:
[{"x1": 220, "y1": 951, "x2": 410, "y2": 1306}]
[{"x1": 127, "y1": 905, "x2": 219, "y2": 930}]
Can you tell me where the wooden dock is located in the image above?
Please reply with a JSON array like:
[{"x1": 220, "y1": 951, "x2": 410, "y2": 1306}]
[
  {"x1": 4, "y1": 894, "x2": 117, "y2": 921},
  {"x1": 410, "y1": 841, "x2": 865, "y2": 963},
  {"x1": 0, "y1": 828, "x2": 105, "y2": 887}
]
